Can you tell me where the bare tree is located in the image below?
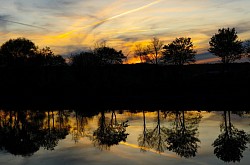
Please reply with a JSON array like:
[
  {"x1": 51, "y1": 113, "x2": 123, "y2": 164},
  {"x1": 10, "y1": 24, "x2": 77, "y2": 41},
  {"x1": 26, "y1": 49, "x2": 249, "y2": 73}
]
[
  {"x1": 133, "y1": 44, "x2": 148, "y2": 63},
  {"x1": 146, "y1": 37, "x2": 164, "y2": 64}
]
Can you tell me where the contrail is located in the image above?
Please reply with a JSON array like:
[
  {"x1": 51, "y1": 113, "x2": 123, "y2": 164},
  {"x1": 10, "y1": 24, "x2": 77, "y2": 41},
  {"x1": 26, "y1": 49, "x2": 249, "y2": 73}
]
[
  {"x1": 104, "y1": 0, "x2": 161, "y2": 20},
  {"x1": 0, "y1": 18, "x2": 48, "y2": 30},
  {"x1": 101, "y1": 27, "x2": 169, "y2": 35},
  {"x1": 58, "y1": 0, "x2": 162, "y2": 38}
]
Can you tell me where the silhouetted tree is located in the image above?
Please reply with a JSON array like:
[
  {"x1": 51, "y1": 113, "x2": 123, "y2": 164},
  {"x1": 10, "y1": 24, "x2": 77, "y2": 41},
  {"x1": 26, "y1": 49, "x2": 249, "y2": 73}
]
[
  {"x1": 212, "y1": 111, "x2": 250, "y2": 163},
  {"x1": 39, "y1": 47, "x2": 65, "y2": 66},
  {"x1": 93, "y1": 42, "x2": 126, "y2": 65},
  {"x1": 0, "y1": 38, "x2": 37, "y2": 66},
  {"x1": 162, "y1": 37, "x2": 196, "y2": 65},
  {"x1": 0, "y1": 38, "x2": 65, "y2": 66},
  {"x1": 243, "y1": 40, "x2": 250, "y2": 58},
  {"x1": 144, "y1": 37, "x2": 164, "y2": 64},
  {"x1": 70, "y1": 51, "x2": 99, "y2": 67},
  {"x1": 165, "y1": 111, "x2": 201, "y2": 158},
  {"x1": 133, "y1": 44, "x2": 148, "y2": 63},
  {"x1": 31, "y1": 46, "x2": 66, "y2": 66},
  {"x1": 208, "y1": 28, "x2": 243, "y2": 64}
]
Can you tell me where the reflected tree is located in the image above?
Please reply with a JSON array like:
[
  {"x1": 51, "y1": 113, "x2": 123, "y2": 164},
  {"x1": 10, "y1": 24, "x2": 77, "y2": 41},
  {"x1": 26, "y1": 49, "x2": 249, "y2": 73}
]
[
  {"x1": 71, "y1": 110, "x2": 96, "y2": 143},
  {"x1": 0, "y1": 109, "x2": 71, "y2": 156},
  {"x1": 93, "y1": 110, "x2": 129, "y2": 150},
  {"x1": 212, "y1": 111, "x2": 250, "y2": 163},
  {"x1": 138, "y1": 110, "x2": 151, "y2": 152},
  {"x1": 143, "y1": 110, "x2": 168, "y2": 153},
  {"x1": 42, "y1": 110, "x2": 70, "y2": 150},
  {"x1": 0, "y1": 110, "x2": 45, "y2": 156},
  {"x1": 165, "y1": 111, "x2": 201, "y2": 158}
]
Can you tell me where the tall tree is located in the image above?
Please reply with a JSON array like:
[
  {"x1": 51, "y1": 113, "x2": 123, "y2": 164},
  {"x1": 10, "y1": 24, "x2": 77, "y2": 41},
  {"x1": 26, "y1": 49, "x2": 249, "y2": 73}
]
[
  {"x1": 0, "y1": 38, "x2": 37, "y2": 66},
  {"x1": 162, "y1": 37, "x2": 196, "y2": 65},
  {"x1": 208, "y1": 28, "x2": 243, "y2": 64},
  {"x1": 146, "y1": 37, "x2": 164, "y2": 64}
]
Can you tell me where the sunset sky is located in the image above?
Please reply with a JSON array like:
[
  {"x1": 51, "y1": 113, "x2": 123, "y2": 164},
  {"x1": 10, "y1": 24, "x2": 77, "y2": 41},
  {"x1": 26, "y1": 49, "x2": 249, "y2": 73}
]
[{"x1": 1, "y1": 0, "x2": 250, "y2": 63}]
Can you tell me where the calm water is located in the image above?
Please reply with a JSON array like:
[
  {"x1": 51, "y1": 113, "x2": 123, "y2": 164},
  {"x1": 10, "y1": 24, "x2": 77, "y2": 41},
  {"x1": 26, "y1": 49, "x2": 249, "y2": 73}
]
[{"x1": 1, "y1": 110, "x2": 250, "y2": 165}]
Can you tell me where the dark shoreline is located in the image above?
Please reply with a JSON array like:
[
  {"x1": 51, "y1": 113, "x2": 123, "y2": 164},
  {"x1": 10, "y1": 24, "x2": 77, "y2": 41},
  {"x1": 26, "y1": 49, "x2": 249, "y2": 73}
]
[
  {"x1": 0, "y1": 94, "x2": 249, "y2": 110},
  {"x1": 0, "y1": 63, "x2": 250, "y2": 110}
]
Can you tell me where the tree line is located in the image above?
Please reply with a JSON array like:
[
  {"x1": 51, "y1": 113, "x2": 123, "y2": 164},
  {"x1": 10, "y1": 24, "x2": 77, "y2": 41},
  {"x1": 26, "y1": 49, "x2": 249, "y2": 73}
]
[
  {"x1": 0, "y1": 38, "x2": 66, "y2": 66},
  {"x1": 0, "y1": 27, "x2": 250, "y2": 66}
]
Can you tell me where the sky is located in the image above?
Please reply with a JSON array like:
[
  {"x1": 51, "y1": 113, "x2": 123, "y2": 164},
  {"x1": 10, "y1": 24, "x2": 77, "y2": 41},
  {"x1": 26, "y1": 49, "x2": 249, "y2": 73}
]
[{"x1": 0, "y1": 0, "x2": 250, "y2": 63}]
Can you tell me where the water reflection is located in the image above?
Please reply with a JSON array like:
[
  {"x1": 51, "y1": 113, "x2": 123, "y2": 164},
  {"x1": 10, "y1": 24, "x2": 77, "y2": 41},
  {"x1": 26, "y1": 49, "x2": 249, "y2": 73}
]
[
  {"x1": 138, "y1": 110, "x2": 151, "y2": 152},
  {"x1": 0, "y1": 110, "x2": 70, "y2": 156},
  {"x1": 138, "y1": 110, "x2": 167, "y2": 153},
  {"x1": 165, "y1": 111, "x2": 201, "y2": 158},
  {"x1": 71, "y1": 110, "x2": 95, "y2": 143},
  {"x1": 93, "y1": 110, "x2": 129, "y2": 150},
  {"x1": 0, "y1": 109, "x2": 250, "y2": 164},
  {"x1": 212, "y1": 111, "x2": 250, "y2": 162}
]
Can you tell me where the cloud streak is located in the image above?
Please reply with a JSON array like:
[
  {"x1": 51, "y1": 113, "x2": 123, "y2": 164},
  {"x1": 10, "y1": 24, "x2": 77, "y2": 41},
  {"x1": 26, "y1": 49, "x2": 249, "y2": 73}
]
[
  {"x1": 0, "y1": 18, "x2": 48, "y2": 30},
  {"x1": 1, "y1": 0, "x2": 250, "y2": 61},
  {"x1": 58, "y1": 0, "x2": 162, "y2": 38}
]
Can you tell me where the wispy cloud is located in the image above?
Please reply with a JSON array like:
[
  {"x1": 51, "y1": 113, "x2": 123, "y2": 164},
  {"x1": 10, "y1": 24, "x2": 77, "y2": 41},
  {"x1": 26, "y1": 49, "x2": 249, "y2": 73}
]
[
  {"x1": 0, "y1": 18, "x2": 48, "y2": 30},
  {"x1": 1, "y1": 0, "x2": 250, "y2": 60},
  {"x1": 57, "y1": 0, "x2": 162, "y2": 38}
]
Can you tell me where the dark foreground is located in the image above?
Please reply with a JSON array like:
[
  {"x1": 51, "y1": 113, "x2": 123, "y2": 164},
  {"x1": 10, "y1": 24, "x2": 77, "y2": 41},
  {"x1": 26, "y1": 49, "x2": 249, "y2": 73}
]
[{"x1": 0, "y1": 63, "x2": 250, "y2": 110}]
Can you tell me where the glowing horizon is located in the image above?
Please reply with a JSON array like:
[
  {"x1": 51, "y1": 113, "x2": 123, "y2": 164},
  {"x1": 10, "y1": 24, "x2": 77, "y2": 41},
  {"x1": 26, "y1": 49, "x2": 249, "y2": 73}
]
[{"x1": 1, "y1": 0, "x2": 250, "y2": 63}]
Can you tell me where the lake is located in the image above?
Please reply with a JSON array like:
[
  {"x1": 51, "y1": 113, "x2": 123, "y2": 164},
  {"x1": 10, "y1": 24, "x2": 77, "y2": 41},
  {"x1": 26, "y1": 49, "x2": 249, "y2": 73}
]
[{"x1": 0, "y1": 110, "x2": 250, "y2": 165}]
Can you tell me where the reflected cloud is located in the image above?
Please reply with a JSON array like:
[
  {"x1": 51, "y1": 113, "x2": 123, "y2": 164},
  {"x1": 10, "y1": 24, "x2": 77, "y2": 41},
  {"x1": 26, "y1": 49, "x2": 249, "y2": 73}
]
[{"x1": 120, "y1": 142, "x2": 180, "y2": 159}]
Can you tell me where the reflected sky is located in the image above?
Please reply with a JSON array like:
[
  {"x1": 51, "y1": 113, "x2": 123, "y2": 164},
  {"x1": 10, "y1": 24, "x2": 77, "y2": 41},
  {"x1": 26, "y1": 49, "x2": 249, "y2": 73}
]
[{"x1": 1, "y1": 110, "x2": 250, "y2": 165}]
